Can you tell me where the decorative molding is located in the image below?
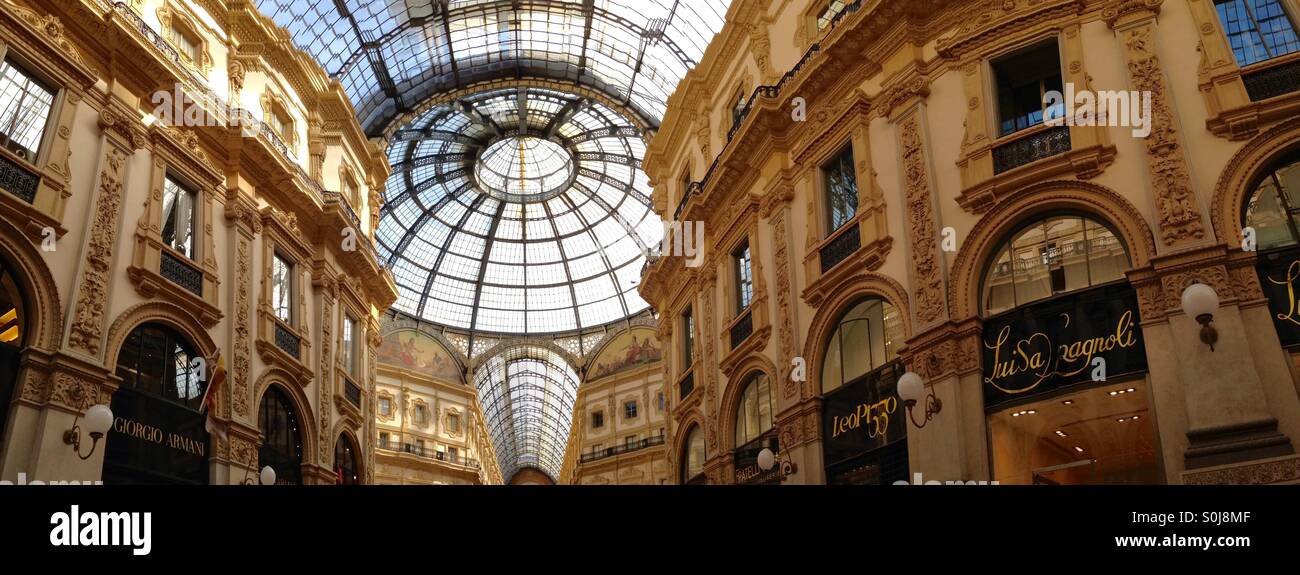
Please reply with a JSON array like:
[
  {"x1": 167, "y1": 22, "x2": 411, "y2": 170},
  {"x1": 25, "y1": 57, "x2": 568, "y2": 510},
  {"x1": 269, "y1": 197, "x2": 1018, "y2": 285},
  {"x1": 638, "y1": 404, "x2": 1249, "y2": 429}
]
[
  {"x1": 899, "y1": 114, "x2": 948, "y2": 328},
  {"x1": 67, "y1": 133, "x2": 129, "y2": 358},
  {"x1": 1112, "y1": 16, "x2": 1207, "y2": 247}
]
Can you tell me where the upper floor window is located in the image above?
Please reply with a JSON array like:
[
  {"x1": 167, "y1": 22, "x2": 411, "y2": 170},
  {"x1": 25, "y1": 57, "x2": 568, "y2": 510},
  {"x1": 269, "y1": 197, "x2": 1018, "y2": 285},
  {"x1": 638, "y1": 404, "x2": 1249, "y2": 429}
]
[
  {"x1": 167, "y1": 22, "x2": 201, "y2": 64},
  {"x1": 379, "y1": 431, "x2": 390, "y2": 449},
  {"x1": 734, "y1": 242, "x2": 753, "y2": 313},
  {"x1": 624, "y1": 400, "x2": 638, "y2": 419},
  {"x1": 271, "y1": 253, "x2": 293, "y2": 323},
  {"x1": 821, "y1": 298, "x2": 904, "y2": 394},
  {"x1": 824, "y1": 145, "x2": 858, "y2": 233},
  {"x1": 414, "y1": 403, "x2": 428, "y2": 426},
  {"x1": 731, "y1": 88, "x2": 748, "y2": 129},
  {"x1": 162, "y1": 176, "x2": 197, "y2": 259},
  {"x1": 681, "y1": 307, "x2": 695, "y2": 368},
  {"x1": 657, "y1": 391, "x2": 665, "y2": 412},
  {"x1": 734, "y1": 372, "x2": 773, "y2": 448},
  {"x1": 268, "y1": 104, "x2": 293, "y2": 146},
  {"x1": 982, "y1": 215, "x2": 1130, "y2": 316},
  {"x1": 591, "y1": 410, "x2": 604, "y2": 429},
  {"x1": 0, "y1": 59, "x2": 55, "y2": 162},
  {"x1": 817, "y1": 0, "x2": 852, "y2": 31},
  {"x1": 378, "y1": 396, "x2": 392, "y2": 417},
  {"x1": 342, "y1": 315, "x2": 357, "y2": 376},
  {"x1": 993, "y1": 39, "x2": 1064, "y2": 137},
  {"x1": 447, "y1": 412, "x2": 461, "y2": 434},
  {"x1": 1215, "y1": 0, "x2": 1300, "y2": 66},
  {"x1": 625, "y1": 435, "x2": 637, "y2": 447},
  {"x1": 1244, "y1": 151, "x2": 1300, "y2": 250}
]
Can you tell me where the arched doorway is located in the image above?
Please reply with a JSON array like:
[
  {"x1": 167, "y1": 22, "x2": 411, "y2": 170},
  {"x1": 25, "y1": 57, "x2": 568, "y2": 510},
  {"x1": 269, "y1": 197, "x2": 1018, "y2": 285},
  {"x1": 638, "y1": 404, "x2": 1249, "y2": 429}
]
[
  {"x1": 731, "y1": 371, "x2": 777, "y2": 484},
  {"x1": 0, "y1": 256, "x2": 28, "y2": 446},
  {"x1": 818, "y1": 297, "x2": 909, "y2": 485},
  {"x1": 104, "y1": 323, "x2": 210, "y2": 485},
  {"x1": 334, "y1": 432, "x2": 361, "y2": 485},
  {"x1": 978, "y1": 213, "x2": 1157, "y2": 484},
  {"x1": 258, "y1": 385, "x2": 304, "y2": 485}
]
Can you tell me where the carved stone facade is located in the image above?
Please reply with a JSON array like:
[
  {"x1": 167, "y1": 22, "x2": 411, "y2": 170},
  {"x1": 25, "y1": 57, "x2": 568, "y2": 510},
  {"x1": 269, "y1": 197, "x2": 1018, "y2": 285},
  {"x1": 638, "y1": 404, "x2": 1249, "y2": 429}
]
[
  {"x1": 640, "y1": 0, "x2": 1300, "y2": 485},
  {"x1": 0, "y1": 0, "x2": 395, "y2": 485}
]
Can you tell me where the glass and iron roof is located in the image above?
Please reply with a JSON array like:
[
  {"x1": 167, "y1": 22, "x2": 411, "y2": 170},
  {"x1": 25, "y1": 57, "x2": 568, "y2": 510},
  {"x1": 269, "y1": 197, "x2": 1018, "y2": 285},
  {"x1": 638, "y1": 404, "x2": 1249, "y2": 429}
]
[
  {"x1": 473, "y1": 345, "x2": 580, "y2": 481},
  {"x1": 253, "y1": 0, "x2": 731, "y2": 135},
  {"x1": 377, "y1": 86, "x2": 662, "y2": 335}
]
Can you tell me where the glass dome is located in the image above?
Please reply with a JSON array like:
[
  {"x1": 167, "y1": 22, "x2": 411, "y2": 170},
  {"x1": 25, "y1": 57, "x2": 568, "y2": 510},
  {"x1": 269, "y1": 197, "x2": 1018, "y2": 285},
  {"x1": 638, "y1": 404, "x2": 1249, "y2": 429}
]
[{"x1": 377, "y1": 87, "x2": 661, "y2": 335}]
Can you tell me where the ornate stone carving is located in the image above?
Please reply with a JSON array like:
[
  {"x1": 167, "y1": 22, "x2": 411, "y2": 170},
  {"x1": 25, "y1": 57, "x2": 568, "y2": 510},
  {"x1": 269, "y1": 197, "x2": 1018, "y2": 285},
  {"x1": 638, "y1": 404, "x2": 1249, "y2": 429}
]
[
  {"x1": 233, "y1": 237, "x2": 251, "y2": 418},
  {"x1": 900, "y1": 116, "x2": 947, "y2": 326},
  {"x1": 770, "y1": 205, "x2": 798, "y2": 401},
  {"x1": 700, "y1": 275, "x2": 719, "y2": 453},
  {"x1": 2, "y1": 1, "x2": 87, "y2": 68},
  {"x1": 318, "y1": 290, "x2": 333, "y2": 464},
  {"x1": 1115, "y1": 22, "x2": 1206, "y2": 246},
  {"x1": 68, "y1": 146, "x2": 128, "y2": 357}
]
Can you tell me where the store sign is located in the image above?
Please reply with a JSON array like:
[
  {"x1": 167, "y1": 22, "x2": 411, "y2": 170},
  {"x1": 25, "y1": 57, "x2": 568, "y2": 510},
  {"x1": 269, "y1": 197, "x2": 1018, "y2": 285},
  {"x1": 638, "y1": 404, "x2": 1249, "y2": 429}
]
[
  {"x1": 821, "y1": 361, "x2": 906, "y2": 469},
  {"x1": 981, "y1": 283, "x2": 1147, "y2": 408},
  {"x1": 103, "y1": 387, "x2": 209, "y2": 484},
  {"x1": 1258, "y1": 249, "x2": 1300, "y2": 348}
]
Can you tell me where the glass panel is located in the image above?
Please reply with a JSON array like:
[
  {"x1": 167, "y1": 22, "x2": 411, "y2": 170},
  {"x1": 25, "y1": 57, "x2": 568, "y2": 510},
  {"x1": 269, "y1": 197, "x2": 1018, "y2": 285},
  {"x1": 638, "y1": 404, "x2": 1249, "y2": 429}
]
[
  {"x1": 981, "y1": 215, "x2": 1134, "y2": 315},
  {"x1": 734, "y1": 244, "x2": 753, "y2": 313},
  {"x1": 0, "y1": 59, "x2": 55, "y2": 159},
  {"x1": 1215, "y1": 0, "x2": 1300, "y2": 66},
  {"x1": 258, "y1": 386, "x2": 303, "y2": 485},
  {"x1": 821, "y1": 299, "x2": 904, "y2": 394},
  {"x1": 162, "y1": 176, "x2": 196, "y2": 258},
  {"x1": 1245, "y1": 155, "x2": 1300, "y2": 250},
  {"x1": 685, "y1": 426, "x2": 706, "y2": 481},
  {"x1": 734, "y1": 373, "x2": 773, "y2": 446},
  {"x1": 342, "y1": 317, "x2": 356, "y2": 375},
  {"x1": 824, "y1": 146, "x2": 858, "y2": 233},
  {"x1": 994, "y1": 40, "x2": 1063, "y2": 137},
  {"x1": 272, "y1": 255, "x2": 292, "y2": 323}
]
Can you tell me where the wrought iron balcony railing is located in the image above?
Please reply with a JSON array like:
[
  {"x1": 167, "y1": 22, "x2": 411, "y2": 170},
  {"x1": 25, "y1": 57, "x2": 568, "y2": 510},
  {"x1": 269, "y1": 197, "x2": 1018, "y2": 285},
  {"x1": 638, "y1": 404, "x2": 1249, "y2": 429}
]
[
  {"x1": 160, "y1": 250, "x2": 203, "y2": 296},
  {"x1": 992, "y1": 125, "x2": 1072, "y2": 175},
  {"x1": 580, "y1": 435, "x2": 667, "y2": 464}
]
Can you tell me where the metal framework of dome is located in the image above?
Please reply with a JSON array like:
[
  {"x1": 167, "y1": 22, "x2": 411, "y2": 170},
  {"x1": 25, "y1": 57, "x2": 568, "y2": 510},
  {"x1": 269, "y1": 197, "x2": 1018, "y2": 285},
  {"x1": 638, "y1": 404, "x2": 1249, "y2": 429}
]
[{"x1": 253, "y1": 0, "x2": 730, "y2": 135}]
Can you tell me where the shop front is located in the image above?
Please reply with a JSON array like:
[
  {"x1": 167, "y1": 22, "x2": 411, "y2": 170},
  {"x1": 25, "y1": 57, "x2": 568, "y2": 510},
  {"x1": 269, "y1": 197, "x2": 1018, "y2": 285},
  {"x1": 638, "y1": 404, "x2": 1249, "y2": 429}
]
[
  {"x1": 818, "y1": 296, "x2": 908, "y2": 485},
  {"x1": 103, "y1": 323, "x2": 210, "y2": 485},
  {"x1": 980, "y1": 214, "x2": 1160, "y2": 485}
]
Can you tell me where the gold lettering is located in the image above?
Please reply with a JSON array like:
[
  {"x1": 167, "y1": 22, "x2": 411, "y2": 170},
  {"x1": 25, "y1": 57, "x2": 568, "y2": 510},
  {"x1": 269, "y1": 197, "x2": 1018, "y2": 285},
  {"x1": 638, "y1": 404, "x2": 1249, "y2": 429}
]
[{"x1": 1268, "y1": 260, "x2": 1300, "y2": 327}]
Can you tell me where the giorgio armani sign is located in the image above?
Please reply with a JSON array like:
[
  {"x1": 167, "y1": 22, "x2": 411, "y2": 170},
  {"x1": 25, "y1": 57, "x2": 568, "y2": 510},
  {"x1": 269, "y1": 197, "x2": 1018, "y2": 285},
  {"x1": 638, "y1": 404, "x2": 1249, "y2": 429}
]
[{"x1": 981, "y1": 283, "x2": 1148, "y2": 408}]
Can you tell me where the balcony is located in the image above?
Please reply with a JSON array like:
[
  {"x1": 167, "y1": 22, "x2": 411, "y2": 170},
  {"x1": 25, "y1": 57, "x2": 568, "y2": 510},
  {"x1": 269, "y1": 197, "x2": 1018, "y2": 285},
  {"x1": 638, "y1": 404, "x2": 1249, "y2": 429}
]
[
  {"x1": 160, "y1": 250, "x2": 203, "y2": 296},
  {"x1": 580, "y1": 435, "x2": 667, "y2": 464},
  {"x1": 1243, "y1": 58, "x2": 1300, "y2": 102},
  {"x1": 343, "y1": 379, "x2": 362, "y2": 409},
  {"x1": 274, "y1": 321, "x2": 301, "y2": 359},
  {"x1": 729, "y1": 310, "x2": 754, "y2": 349},
  {"x1": 382, "y1": 443, "x2": 480, "y2": 470},
  {"x1": 678, "y1": 371, "x2": 695, "y2": 401},
  {"x1": 820, "y1": 223, "x2": 861, "y2": 274},
  {"x1": 0, "y1": 152, "x2": 39, "y2": 204},
  {"x1": 992, "y1": 125, "x2": 1072, "y2": 175}
]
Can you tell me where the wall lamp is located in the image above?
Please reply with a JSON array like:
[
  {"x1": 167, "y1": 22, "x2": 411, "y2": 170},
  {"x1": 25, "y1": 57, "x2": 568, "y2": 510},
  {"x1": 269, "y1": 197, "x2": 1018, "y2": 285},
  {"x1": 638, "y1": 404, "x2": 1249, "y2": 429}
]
[
  {"x1": 898, "y1": 371, "x2": 941, "y2": 429},
  {"x1": 757, "y1": 446, "x2": 797, "y2": 479},
  {"x1": 242, "y1": 465, "x2": 277, "y2": 486},
  {"x1": 1181, "y1": 283, "x2": 1220, "y2": 352},
  {"x1": 63, "y1": 404, "x2": 112, "y2": 460}
]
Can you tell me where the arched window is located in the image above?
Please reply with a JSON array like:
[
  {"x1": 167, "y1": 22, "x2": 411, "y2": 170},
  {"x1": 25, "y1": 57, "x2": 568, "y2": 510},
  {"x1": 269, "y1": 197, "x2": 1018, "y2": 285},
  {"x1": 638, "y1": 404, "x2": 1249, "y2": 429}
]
[
  {"x1": 105, "y1": 323, "x2": 208, "y2": 485},
  {"x1": 681, "y1": 425, "x2": 706, "y2": 484},
  {"x1": 0, "y1": 258, "x2": 28, "y2": 445},
  {"x1": 1243, "y1": 150, "x2": 1300, "y2": 251},
  {"x1": 734, "y1": 373, "x2": 772, "y2": 448},
  {"x1": 821, "y1": 297, "x2": 903, "y2": 394},
  {"x1": 259, "y1": 386, "x2": 303, "y2": 485},
  {"x1": 335, "y1": 434, "x2": 360, "y2": 485},
  {"x1": 981, "y1": 214, "x2": 1130, "y2": 316}
]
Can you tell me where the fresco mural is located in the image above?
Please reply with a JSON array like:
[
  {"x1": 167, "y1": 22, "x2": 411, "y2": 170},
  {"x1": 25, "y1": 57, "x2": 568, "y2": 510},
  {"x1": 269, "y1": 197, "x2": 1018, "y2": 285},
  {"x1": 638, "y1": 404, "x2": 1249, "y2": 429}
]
[
  {"x1": 377, "y1": 330, "x2": 462, "y2": 382},
  {"x1": 589, "y1": 328, "x2": 662, "y2": 380}
]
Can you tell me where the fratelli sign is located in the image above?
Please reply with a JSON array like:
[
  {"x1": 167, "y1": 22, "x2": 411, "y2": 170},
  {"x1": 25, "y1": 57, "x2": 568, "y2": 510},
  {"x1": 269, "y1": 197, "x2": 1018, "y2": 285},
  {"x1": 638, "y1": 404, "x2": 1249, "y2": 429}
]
[{"x1": 981, "y1": 283, "x2": 1148, "y2": 408}]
